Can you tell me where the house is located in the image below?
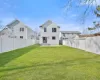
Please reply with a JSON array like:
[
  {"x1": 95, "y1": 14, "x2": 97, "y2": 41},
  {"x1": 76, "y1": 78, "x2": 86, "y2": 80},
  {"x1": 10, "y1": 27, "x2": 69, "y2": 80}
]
[
  {"x1": 60, "y1": 31, "x2": 81, "y2": 40},
  {"x1": 0, "y1": 19, "x2": 36, "y2": 39},
  {"x1": 39, "y1": 20, "x2": 60, "y2": 45},
  {"x1": 60, "y1": 31, "x2": 81, "y2": 45}
]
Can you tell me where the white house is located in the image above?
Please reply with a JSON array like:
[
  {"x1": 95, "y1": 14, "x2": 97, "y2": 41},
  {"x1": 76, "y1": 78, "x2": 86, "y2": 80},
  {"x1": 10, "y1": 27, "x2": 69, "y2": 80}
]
[
  {"x1": 0, "y1": 19, "x2": 38, "y2": 53},
  {"x1": 61, "y1": 31, "x2": 81, "y2": 39},
  {"x1": 39, "y1": 20, "x2": 60, "y2": 45},
  {"x1": 60, "y1": 31, "x2": 81, "y2": 45},
  {"x1": 0, "y1": 19, "x2": 36, "y2": 39}
]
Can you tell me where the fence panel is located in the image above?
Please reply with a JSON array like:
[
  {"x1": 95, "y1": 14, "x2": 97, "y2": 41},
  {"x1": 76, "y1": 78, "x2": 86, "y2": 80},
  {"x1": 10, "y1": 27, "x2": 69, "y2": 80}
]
[
  {"x1": 63, "y1": 36, "x2": 100, "y2": 54},
  {"x1": 0, "y1": 37, "x2": 36, "y2": 53}
]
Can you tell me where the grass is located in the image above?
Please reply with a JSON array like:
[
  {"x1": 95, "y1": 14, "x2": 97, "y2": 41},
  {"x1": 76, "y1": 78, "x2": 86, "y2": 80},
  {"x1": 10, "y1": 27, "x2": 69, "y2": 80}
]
[{"x1": 0, "y1": 45, "x2": 100, "y2": 80}]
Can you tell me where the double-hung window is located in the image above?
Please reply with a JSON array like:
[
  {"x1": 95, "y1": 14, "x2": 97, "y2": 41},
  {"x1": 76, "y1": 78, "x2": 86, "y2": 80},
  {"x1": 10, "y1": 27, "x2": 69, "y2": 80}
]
[
  {"x1": 52, "y1": 28, "x2": 56, "y2": 32},
  {"x1": 20, "y1": 28, "x2": 24, "y2": 32},
  {"x1": 44, "y1": 28, "x2": 47, "y2": 32}
]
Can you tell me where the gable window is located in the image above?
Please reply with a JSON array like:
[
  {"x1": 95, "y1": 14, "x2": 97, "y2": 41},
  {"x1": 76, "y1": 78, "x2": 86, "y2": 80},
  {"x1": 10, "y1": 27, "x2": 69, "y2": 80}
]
[
  {"x1": 52, "y1": 28, "x2": 56, "y2": 32},
  {"x1": 20, "y1": 28, "x2": 24, "y2": 32},
  {"x1": 44, "y1": 28, "x2": 47, "y2": 32},
  {"x1": 20, "y1": 36, "x2": 23, "y2": 39},
  {"x1": 52, "y1": 36, "x2": 56, "y2": 40}
]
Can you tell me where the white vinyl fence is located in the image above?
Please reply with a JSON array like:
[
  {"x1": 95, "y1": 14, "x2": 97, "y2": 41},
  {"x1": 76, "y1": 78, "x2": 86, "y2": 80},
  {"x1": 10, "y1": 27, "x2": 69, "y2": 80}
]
[
  {"x1": 63, "y1": 36, "x2": 100, "y2": 54},
  {"x1": 0, "y1": 36, "x2": 36, "y2": 53}
]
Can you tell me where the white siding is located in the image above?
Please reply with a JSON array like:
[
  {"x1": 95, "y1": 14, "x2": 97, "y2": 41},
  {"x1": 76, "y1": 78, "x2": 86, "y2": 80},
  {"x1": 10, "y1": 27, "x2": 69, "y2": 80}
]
[
  {"x1": 12, "y1": 22, "x2": 28, "y2": 39},
  {"x1": 0, "y1": 36, "x2": 35, "y2": 53},
  {"x1": 40, "y1": 22, "x2": 60, "y2": 45}
]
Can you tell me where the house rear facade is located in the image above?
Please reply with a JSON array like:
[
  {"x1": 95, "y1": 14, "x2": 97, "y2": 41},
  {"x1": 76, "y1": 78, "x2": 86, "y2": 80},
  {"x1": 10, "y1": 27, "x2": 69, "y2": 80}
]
[
  {"x1": 39, "y1": 20, "x2": 60, "y2": 45},
  {"x1": 0, "y1": 19, "x2": 35, "y2": 39}
]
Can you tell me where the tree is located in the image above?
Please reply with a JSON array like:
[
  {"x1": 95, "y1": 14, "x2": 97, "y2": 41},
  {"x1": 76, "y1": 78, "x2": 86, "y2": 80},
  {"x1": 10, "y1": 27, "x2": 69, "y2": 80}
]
[
  {"x1": 64, "y1": 0, "x2": 100, "y2": 20},
  {"x1": 92, "y1": 6, "x2": 100, "y2": 32},
  {"x1": 64, "y1": 0, "x2": 100, "y2": 33},
  {"x1": 94, "y1": 5, "x2": 100, "y2": 17}
]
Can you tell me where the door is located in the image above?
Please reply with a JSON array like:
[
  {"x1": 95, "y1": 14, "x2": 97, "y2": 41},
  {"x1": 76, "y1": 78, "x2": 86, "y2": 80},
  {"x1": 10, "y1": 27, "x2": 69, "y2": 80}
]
[{"x1": 43, "y1": 37, "x2": 47, "y2": 43}]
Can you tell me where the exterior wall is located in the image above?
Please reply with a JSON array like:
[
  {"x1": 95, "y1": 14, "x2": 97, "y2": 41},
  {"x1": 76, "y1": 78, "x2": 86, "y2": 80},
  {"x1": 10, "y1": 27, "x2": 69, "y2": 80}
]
[
  {"x1": 40, "y1": 23, "x2": 60, "y2": 45},
  {"x1": 0, "y1": 28, "x2": 12, "y2": 36},
  {"x1": 11, "y1": 22, "x2": 28, "y2": 39},
  {"x1": 1, "y1": 22, "x2": 35, "y2": 40},
  {"x1": 63, "y1": 36, "x2": 100, "y2": 54},
  {"x1": 0, "y1": 21, "x2": 37, "y2": 53},
  {"x1": 27, "y1": 29, "x2": 35, "y2": 39}
]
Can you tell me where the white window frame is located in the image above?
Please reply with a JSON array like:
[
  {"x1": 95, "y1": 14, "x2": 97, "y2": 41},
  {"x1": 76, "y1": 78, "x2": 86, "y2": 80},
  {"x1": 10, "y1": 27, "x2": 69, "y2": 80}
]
[
  {"x1": 20, "y1": 28, "x2": 24, "y2": 32},
  {"x1": 20, "y1": 36, "x2": 23, "y2": 39}
]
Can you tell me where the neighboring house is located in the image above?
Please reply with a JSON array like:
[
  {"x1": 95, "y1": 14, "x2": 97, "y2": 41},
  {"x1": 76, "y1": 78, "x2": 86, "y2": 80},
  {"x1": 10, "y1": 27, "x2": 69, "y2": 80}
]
[
  {"x1": 39, "y1": 20, "x2": 60, "y2": 45},
  {"x1": 0, "y1": 19, "x2": 35, "y2": 39},
  {"x1": 61, "y1": 31, "x2": 81, "y2": 39}
]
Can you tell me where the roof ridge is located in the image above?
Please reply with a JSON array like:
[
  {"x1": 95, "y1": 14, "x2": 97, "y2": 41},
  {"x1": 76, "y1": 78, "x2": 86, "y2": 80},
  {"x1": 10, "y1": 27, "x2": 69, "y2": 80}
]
[
  {"x1": 6, "y1": 19, "x2": 20, "y2": 27},
  {"x1": 5, "y1": 19, "x2": 34, "y2": 32},
  {"x1": 40, "y1": 20, "x2": 52, "y2": 27}
]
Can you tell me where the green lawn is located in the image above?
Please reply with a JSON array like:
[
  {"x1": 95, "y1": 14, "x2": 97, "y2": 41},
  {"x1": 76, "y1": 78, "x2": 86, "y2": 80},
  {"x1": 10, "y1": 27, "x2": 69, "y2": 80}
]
[{"x1": 0, "y1": 45, "x2": 100, "y2": 80}]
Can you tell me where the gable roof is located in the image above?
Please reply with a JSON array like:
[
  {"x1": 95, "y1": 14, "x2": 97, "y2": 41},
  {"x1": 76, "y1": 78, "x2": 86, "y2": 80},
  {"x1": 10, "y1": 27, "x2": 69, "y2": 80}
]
[
  {"x1": 61, "y1": 31, "x2": 81, "y2": 34},
  {"x1": 6, "y1": 19, "x2": 20, "y2": 28},
  {"x1": 40, "y1": 20, "x2": 60, "y2": 28},
  {"x1": 1, "y1": 19, "x2": 34, "y2": 33}
]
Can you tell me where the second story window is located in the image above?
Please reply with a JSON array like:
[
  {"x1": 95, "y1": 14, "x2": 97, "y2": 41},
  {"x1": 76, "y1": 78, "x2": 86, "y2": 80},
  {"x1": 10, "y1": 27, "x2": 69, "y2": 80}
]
[
  {"x1": 20, "y1": 36, "x2": 23, "y2": 39},
  {"x1": 44, "y1": 28, "x2": 47, "y2": 32},
  {"x1": 20, "y1": 28, "x2": 24, "y2": 32},
  {"x1": 63, "y1": 33, "x2": 65, "y2": 37},
  {"x1": 52, "y1": 28, "x2": 56, "y2": 32}
]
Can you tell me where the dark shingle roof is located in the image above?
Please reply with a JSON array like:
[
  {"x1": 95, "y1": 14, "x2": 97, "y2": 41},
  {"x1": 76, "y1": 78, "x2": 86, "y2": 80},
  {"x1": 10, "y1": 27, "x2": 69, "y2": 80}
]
[
  {"x1": 40, "y1": 20, "x2": 60, "y2": 28},
  {"x1": 61, "y1": 31, "x2": 81, "y2": 34},
  {"x1": 40, "y1": 20, "x2": 52, "y2": 27},
  {"x1": 6, "y1": 19, "x2": 20, "y2": 28}
]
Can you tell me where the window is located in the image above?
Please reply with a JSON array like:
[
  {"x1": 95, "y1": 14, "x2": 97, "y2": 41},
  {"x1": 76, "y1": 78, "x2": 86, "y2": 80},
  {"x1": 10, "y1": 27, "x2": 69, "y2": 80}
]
[
  {"x1": 44, "y1": 28, "x2": 47, "y2": 32},
  {"x1": 52, "y1": 28, "x2": 56, "y2": 32},
  {"x1": 63, "y1": 33, "x2": 65, "y2": 37},
  {"x1": 20, "y1": 36, "x2": 23, "y2": 39},
  {"x1": 20, "y1": 28, "x2": 24, "y2": 32},
  {"x1": 52, "y1": 36, "x2": 56, "y2": 40}
]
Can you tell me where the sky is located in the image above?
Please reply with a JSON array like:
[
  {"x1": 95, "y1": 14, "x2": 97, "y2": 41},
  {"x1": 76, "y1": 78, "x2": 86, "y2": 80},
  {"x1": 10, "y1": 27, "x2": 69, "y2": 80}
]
[{"x1": 0, "y1": 0, "x2": 100, "y2": 32}]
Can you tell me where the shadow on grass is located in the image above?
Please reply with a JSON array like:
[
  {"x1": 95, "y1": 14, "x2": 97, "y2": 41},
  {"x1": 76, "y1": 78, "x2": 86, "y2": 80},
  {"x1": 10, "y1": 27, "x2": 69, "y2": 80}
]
[
  {"x1": 0, "y1": 55, "x2": 100, "y2": 73},
  {"x1": 0, "y1": 45, "x2": 39, "y2": 67}
]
